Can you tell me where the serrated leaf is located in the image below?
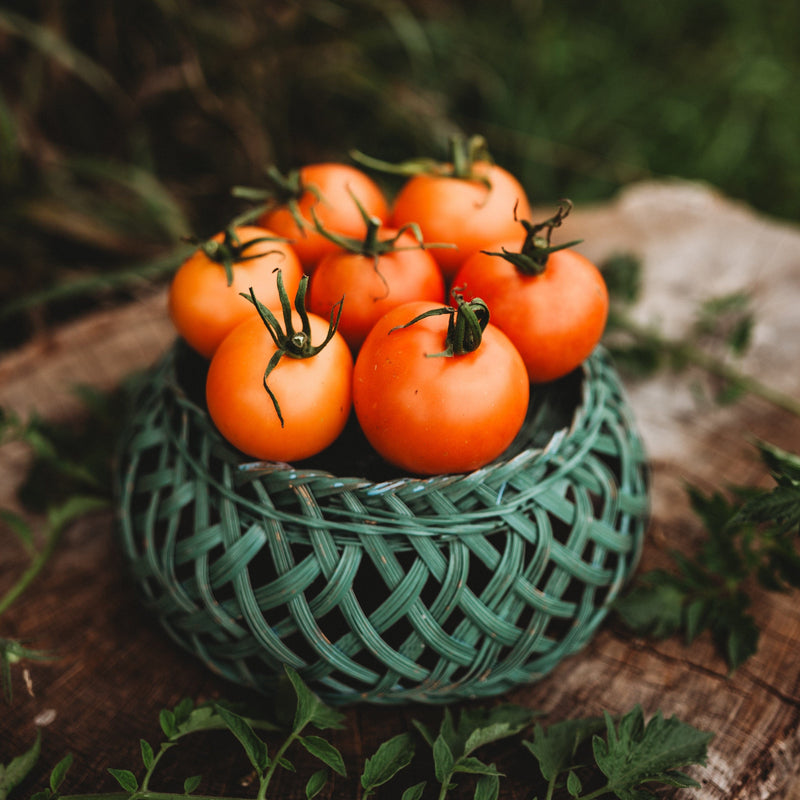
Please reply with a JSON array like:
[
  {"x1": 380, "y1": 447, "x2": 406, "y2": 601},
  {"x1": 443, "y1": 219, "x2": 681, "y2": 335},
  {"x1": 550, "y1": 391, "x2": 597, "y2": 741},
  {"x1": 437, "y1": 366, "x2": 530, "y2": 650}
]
[
  {"x1": 49, "y1": 754, "x2": 73, "y2": 793},
  {"x1": 214, "y1": 705, "x2": 269, "y2": 773},
  {"x1": 474, "y1": 772, "x2": 500, "y2": 800},
  {"x1": 523, "y1": 716, "x2": 606, "y2": 781},
  {"x1": 736, "y1": 485, "x2": 800, "y2": 529},
  {"x1": 183, "y1": 775, "x2": 202, "y2": 794},
  {"x1": 284, "y1": 665, "x2": 345, "y2": 732},
  {"x1": 757, "y1": 441, "x2": 800, "y2": 485},
  {"x1": 140, "y1": 739, "x2": 154, "y2": 771},
  {"x1": 361, "y1": 731, "x2": 416, "y2": 794},
  {"x1": 0, "y1": 731, "x2": 41, "y2": 799},
  {"x1": 108, "y1": 768, "x2": 139, "y2": 793},
  {"x1": 401, "y1": 781, "x2": 427, "y2": 800},
  {"x1": 305, "y1": 768, "x2": 327, "y2": 799},
  {"x1": 593, "y1": 706, "x2": 713, "y2": 799},
  {"x1": 299, "y1": 735, "x2": 346, "y2": 777}
]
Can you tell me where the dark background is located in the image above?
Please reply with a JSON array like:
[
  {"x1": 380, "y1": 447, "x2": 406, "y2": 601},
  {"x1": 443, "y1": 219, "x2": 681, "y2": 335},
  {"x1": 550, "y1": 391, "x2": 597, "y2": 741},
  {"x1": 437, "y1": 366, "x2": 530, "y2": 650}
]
[{"x1": 1, "y1": 0, "x2": 797, "y2": 350}]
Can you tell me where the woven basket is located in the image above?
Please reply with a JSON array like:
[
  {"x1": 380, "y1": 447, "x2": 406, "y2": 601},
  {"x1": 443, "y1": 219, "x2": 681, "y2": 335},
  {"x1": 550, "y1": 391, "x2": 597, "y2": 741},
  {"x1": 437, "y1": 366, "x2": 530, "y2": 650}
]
[{"x1": 115, "y1": 342, "x2": 649, "y2": 704}]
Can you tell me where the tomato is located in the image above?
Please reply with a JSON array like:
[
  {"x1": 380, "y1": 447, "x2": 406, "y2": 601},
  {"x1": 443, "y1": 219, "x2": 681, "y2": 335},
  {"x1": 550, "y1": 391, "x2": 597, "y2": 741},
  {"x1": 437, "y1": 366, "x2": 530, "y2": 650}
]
[
  {"x1": 206, "y1": 274, "x2": 353, "y2": 462},
  {"x1": 308, "y1": 220, "x2": 445, "y2": 351},
  {"x1": 168, "y1": 225, "x2": 302, "y2": 359},
  {"x1": 353, "y1": 297, "x2": 530, "y2": 475},
  {"x1": 453, "y1": 203, "x2": 608, "y2": 383},
  {"x1": 384, "y1": 136, "x2": 531, "y2": 280},
  {"x1": 257, "y1": 163, "x2": 389, "y2": 271}
]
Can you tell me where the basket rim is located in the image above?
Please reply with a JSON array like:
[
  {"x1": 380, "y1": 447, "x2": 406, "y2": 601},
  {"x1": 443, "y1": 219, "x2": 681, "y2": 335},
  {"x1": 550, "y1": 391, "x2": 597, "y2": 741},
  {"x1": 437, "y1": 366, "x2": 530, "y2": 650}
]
[{"x1": 149, "y1": 340, "x2": 605, "y2": 495}]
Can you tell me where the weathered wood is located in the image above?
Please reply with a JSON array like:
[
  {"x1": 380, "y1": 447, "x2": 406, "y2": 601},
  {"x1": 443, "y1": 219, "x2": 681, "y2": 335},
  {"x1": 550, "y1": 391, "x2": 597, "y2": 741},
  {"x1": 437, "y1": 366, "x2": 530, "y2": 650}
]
[{"x1": 1, "y1": 180, "x2": 799, "y2": 799}]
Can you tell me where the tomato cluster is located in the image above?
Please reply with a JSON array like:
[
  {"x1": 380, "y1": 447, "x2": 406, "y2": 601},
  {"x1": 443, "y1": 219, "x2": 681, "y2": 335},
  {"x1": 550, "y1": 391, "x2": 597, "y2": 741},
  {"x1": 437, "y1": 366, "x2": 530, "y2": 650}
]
[{"x1": 167, "y1": 136, "x2": 609, "y2": 476}]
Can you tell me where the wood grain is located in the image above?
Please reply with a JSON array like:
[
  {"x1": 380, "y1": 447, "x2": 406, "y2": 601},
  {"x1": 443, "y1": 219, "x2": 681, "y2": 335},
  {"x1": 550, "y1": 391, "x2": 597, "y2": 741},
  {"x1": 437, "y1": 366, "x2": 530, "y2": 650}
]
[{"x1": 2, "y1": 180, "x2": 800, "y2": 799}]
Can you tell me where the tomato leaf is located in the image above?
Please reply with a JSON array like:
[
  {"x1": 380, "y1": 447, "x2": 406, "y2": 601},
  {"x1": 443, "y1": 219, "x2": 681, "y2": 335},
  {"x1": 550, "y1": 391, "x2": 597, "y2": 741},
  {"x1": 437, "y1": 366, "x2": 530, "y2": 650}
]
[
  {"x1": 592, "y1": 706, "x2": 713, "y2": 797},
  {"x1": 361, "y1": 732, "x2": 416, "y2": 795}
]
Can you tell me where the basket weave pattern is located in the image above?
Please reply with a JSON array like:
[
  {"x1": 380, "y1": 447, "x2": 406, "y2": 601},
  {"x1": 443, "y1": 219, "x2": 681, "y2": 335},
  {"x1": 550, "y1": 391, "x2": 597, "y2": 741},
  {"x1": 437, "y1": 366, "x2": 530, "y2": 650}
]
[{"x1": 116, "y1": 345, "x2": 648, "y2": 704}]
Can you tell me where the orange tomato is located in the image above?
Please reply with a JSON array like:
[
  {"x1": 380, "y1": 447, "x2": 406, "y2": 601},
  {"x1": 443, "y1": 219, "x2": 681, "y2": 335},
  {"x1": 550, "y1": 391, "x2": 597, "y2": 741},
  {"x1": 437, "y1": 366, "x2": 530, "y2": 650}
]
[
  {"x1": 168, "y1": 225, "x2": 302, "y2": 359},
  {"x1": 390, "y1": 161, "x2": 531, "y2": 280},
  {"x1": 308, "y1": 224, "x2": 445, "y2": 351},
  {"x1": 206, "y1": 307, "x2": 353, "y2": 463},
  {"x1": 454, "y1": 204, "x2": 608, "y2": 383},
  {"x1": 353, "y1": 298, "x2": 529, "y2": 475},
  {"x1": 258, "y1": 163, "x2": 389, "y2": 271}
]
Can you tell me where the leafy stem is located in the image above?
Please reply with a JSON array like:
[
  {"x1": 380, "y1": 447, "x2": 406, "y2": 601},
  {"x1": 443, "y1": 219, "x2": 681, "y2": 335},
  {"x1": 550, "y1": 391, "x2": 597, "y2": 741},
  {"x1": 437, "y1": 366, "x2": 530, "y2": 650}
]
[{"x1": 616, "y1": 440, "x2": 800, "y2": 670}]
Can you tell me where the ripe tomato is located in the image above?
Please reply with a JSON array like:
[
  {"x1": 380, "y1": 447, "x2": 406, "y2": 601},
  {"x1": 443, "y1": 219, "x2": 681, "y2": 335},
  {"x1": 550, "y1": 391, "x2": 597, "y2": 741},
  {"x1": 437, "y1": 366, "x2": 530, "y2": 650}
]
[
  {"x1": 353, "y1": 297, "x2": 529, "y2": 475},
  {"x1": 257, "y1": 163, "x2": 389, "y2": 271},
  {"x1": 386, "y1": 137, "x2": 531, "y2": 280},
  {"x1": 168, "y1": 225, "x2": 302, "y2": 359},
  {"x1": 205, "y1": 275, "x2": 353, "y2": 463},
  {"x1": 308, "y1": 220, "x2": 445, "y2": 351},
  {"x1": 453, "y1": 203, "x2": 608, "y2": 383}
]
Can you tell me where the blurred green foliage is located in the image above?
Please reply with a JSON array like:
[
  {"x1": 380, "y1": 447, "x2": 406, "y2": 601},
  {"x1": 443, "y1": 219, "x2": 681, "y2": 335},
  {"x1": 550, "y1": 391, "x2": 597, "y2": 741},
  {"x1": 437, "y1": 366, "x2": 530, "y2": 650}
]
[{"x1": 0, "y1": 0, "x2": 797, "y2": 351}]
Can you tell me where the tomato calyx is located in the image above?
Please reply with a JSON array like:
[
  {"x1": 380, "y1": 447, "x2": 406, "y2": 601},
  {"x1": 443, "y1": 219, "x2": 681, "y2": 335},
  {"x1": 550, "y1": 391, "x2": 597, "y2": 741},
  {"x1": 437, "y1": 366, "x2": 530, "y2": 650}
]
[
  {"x1": 232, "y1": 165, "x2": 321, "y2": 237},
  {"x1": 187, "y1": 226, "x2": 289, "y2": 286},
  {"x1": 391, "y1": 291, "x2": 490, "y2": 357},
  {"x1": 244, "y1": 270, "x2": 343, "y2": 426},
  {"x1": 351, "y1": 133, "x2": 493, "y2": 187},
  {"x1": 481, "y1": 199, "x2": 584, "y2": 276},
  {"x1": 311, "y1": 197, "x2": 454, "y2": 294}
]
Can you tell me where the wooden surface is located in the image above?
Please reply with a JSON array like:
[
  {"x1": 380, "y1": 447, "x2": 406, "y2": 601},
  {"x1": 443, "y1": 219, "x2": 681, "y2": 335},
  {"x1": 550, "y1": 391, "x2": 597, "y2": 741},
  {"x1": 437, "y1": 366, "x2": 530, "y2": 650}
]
[{"x1": 2, "y1": 179, "x2": 800, "y2": 798}]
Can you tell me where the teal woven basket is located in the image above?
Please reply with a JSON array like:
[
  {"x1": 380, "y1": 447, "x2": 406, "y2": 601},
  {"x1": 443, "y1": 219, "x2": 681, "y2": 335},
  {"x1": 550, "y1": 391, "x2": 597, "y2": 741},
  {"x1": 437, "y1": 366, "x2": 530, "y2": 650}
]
[{"x1": 115, "y1": 342, "x2": 649, "y2": 704}]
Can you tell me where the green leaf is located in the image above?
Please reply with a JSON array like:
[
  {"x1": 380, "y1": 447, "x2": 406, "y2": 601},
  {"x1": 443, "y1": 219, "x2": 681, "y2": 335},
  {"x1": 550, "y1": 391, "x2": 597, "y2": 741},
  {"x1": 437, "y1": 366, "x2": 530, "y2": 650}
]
[
  {"x1": 0, "y1": 731, "x2": 41, "y2": 800},
  {"x1": 183, "y1": 775, "x2": 202, "y2": 794},
  {"x1": 757, "y1": 440, "x2": 800, "y2": 485},
  {"x1": 614, "y1": 574, "x2": 686, "y2": 638},
  {"x1": 284, "y1": 665, "x2": 345, "y2": 732},
  {"x1": 299, "y1": 735, "x2": 346, "y2": 777},
  {"x1": 173, "y1": 697, "x2": 195, "y2": 725},
  {"x1": 140, "y1": 739, "x2": 154, "y2": 771},
  {"x1": 566, "y1": 769, "x2": 582, "y2": 797},
  {"x1": 214, "y1": 705, "x2": 269, "y2": 773},
  {"x1": 401, "y1": 781, "x2": 427, "y2": 800},
  {"x1": 593, "y1": 706, "x2": 714, "y2": 798},
  {"x1": 411, "y1": 719, "x2": 435, "y2": 748},
  {"x1": 460, "y1": 705, "x2": 537, "y2": 757},
  {"x1": 453, "y1": 757, "x2": 501, "y2": 777},
  {"x1": 474, "y1": 772, "x2": 500, "y2": 800},
  {"x1": 523, "y1": 716, "x2": 606, "y2": 781},
  {"x1": 107, "y1": 768, "x2": 139, "y2": 793},
  {"x1": 159, "y1": 708, "x2": 178, "y2": 739},
  {"x1": 305, "y1": 768, "x2": 328, "y2": 799},
  {"x1": 361, "y1": 731, "x2": 416, "y2": 794},
  {"x1": 49, "y1": 754, "x2": 73, "y2": 793},
  {"x1": 432, "y1": 735, "x2": 455, "y2": 783}
]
